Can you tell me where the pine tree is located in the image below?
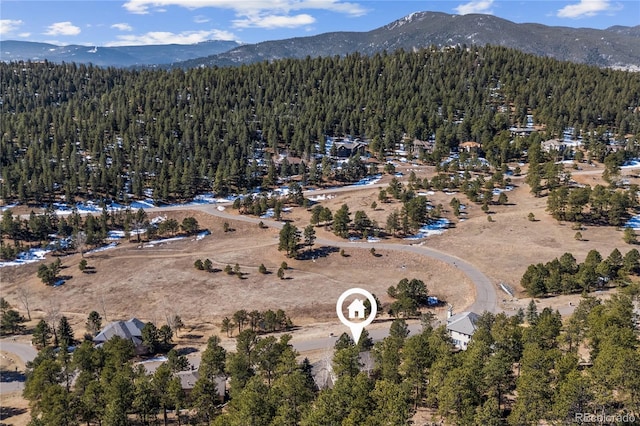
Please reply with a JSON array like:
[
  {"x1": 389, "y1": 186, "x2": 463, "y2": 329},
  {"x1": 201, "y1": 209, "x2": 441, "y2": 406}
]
[{"x1": 57, "y1": 316, "x2": 74, "y2": 348}]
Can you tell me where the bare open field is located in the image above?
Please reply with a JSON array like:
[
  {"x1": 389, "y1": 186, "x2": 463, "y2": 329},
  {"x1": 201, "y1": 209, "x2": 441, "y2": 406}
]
[
  {"x1": 2, "y1": 161, "x2": 637, "y2": 334},
  {"x1": 0, "y1": 208, "x2": 473, "y2": 339}
]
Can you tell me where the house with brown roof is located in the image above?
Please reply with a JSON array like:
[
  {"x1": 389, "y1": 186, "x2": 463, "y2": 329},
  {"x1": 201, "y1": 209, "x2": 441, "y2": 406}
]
[
  {"x1": 459, "y1": 141, "x2": 482, "y2": 152},
  {"x1": 410, "y1": 139, "x2": 435, "y2": 156}
]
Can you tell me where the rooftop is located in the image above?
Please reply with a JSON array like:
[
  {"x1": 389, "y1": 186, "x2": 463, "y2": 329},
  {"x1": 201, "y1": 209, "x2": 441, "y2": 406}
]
[{"x1": 446, "y1": 311, "x2": 479, "y2": 336}]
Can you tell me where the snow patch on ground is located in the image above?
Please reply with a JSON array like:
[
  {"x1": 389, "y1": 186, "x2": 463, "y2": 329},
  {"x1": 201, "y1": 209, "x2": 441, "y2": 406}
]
[
  {"x1": 0, "y1": 247, "x2": 51, "y2": 267},
  {"x1": 143, "y1": 236, "x2": 186, "y2": 248},
  {"x1": 196, "y1": 230, "x2": 210, "y2": 241},
  {"x1": 308, "y1": 194, "x2": 336, "y2": 202},
  {"x1": 622, "y1": 159, "x2": 640, "y2": 168},
  {"x1": 129, "y1": 199, "x2": 156, "y2": 209},
  {"x1": 87, "y1": 242, "x2": 118, "y2": 254},
  {"x1": 346, "y1": 174, "x2": 382, "y2": 187},
  {"x1": 107, "y1": 230, "x2": 125, "y2": 240},
  {"x1": 137, "y1": 356, "x2": 168, "y2": 364},
  {"x1": 260, "y1": 208, "x2": 291, "y2": 219},
  {"x1": 492, "y1": 185, "x2": 514, "y2": 195},
  {"x1": 1, "y1": 202, "x2": 19, "y2": 212},
  {"x1": 404, "y1": 218, "x2": 450, "y2": 240},
  {"x1": 625, "y1": 215, "x2": 640, "y2": 230}
]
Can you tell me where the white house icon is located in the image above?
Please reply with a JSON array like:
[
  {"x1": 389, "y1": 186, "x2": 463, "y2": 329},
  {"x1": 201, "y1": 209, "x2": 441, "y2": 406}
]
[{"x1": 347, "y1": 299, "x2": 366, "y2": 319}]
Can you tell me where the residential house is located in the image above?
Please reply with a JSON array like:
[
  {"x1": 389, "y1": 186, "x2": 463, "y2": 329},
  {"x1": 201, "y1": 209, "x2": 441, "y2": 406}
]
[
  {"x1": 410, "y1": 139, "x2": 435, "y2": 156},
  {"x1": 446, "y1": 309, "x2": 479, "y2": 350},
  {"x1": 93, "y1": 318, "x2": 148, "y2": 355},
  {"x1": 459, "y1": 141, "x2": 482, "y2": 153},
  {"x1": 177, "y1": 370, "x2": 226, "y2": 400},
  {"x1": 274, "y1": 154, "x2": 307, "y2": 175},
  {"x1": 335, "y1": 140, "x2": 367, "y2": 158},
  {"x1": 509, "y1": 126, "x2": 537, "y2": 137},
  {"x1": 312, "y1": 351, "x2": 375, "y2": 389},
  {"x1": 347, "y1": 299, "x2": 366, "y2": 319},
  {"x1": 541, "y1": 138, "x2": 567, "y2": 153}
]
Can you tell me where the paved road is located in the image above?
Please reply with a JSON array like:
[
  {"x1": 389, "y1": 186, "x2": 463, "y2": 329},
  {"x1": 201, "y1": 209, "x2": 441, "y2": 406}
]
[
  {"x1": 193, "y1": 203, "x2": 499, "y2": 315},
  {"x1": 0, "y1": 340, "x2": 37, "y2": 394},
  {"x1": 12, "y1": 179, "x2": 500, "y2": 359},
  {"x1": 175, "y1": 200, "x2": 499, "y2": 355}
]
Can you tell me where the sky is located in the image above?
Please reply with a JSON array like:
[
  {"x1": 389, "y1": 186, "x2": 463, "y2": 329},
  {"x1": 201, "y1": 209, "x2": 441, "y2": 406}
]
[{"x1": 1, "y1": 0, "x2": 638, "y2": 47}]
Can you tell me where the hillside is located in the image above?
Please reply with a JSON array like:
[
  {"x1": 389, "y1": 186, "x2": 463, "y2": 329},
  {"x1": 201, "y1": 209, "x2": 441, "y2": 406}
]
[
  {"x1": 178, "y1": 12, "x2": 640, "y2": 69},
  {"x1": 0, "y1": 39, "x2": 241, "y2": 67},
  {"x1": 1, "y1": 45, "x2": 639, "y2": 205}
]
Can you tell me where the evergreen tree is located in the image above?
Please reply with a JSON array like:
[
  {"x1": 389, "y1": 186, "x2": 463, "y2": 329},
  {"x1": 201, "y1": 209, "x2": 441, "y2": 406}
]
[
  {"x1": 32, "y1": 319, "x2": 53, "y2": 348},
  {"x1": 278, "y1": 222, "x2": 300, "y2": 258},
  {"x1": 57, "y1": 316, "x2": 74, "y2": 348}
]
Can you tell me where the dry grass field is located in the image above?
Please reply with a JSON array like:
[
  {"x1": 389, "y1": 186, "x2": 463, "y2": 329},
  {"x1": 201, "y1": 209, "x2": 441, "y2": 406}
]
[
  {"x1": 2, "y1": 161, "x2": 637, "y2": 335},
  {"x1": 0, "y1": 207, "x2": 473, "y2": 339},
  {"x1": 1, "y1": 159, "x2": 638, "y2": 426}
]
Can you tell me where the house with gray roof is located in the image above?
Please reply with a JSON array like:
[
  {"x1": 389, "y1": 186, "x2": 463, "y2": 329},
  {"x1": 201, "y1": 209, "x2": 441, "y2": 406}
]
[
  {"x1": 93, "y1": 318, "x2": 147, "y2": 354},
  {"x1": 446, "y1": 310, "x2": 479, "y2": 350},
  {"x1": 335, "y1": 140, "x2": 367, "y2": 158},
  {"x1": 176, "y1": 370, "x2": 226, "y2": 399}
]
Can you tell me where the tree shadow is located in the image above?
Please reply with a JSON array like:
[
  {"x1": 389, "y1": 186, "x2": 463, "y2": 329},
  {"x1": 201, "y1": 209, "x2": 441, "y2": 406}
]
[
  {"x1": 0, "y1": 406, "x2": 27, "y2": 421},
  {"x1": 0, "y1": 370, "x2": 26, "y2": 383},
  {"x1": 177, "y1": 346, "x2": 199, "y2": 356},
  {"x1": 180, "y1": 333, "x2": 203, "y2": 340},
  {"x1": 297, "y1": 246, "x2": 339, "y2": 260}
]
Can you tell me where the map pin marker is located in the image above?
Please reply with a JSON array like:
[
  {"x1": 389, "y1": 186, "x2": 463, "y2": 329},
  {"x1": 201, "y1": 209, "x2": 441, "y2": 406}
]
[{"x1": 336, "y1": 288, "x2": 377, "y2": 344}]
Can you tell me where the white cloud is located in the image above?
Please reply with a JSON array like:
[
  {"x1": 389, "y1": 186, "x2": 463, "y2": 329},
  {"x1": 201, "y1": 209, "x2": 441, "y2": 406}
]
[
  {"x1": 557, "y1": 0, "x2": 618, "y2": 18},
  {"x1": 233, "y1": 13, "x2": 315, "y2": 29},
  {"x1": 18, "y1": 32, "x2": 32, "y2": 38},
  {"x1": 194, "y1": 15, "x2": 210, "y2": 23},
  {"x1": 124, "y1": 0, "x2": 364, "y2": 15},
  {"x1": 112, "y1": 23, "x2": 134, "y2": 31},
  {"x1": 0, "y1": 19, "x2": 24, "y2": 36},
  {"x1": 105, "y1": 29, "x2": 237, "y2": 46},
  {"x1": 44, "y1": 21, "x2": 81, "y2": 36},
  {"x1": 122, "y1": 0, "x2": 367, "y2": 23},
  {"x1": 454, "y1": 0, "x2": 494, "y2": 15}
]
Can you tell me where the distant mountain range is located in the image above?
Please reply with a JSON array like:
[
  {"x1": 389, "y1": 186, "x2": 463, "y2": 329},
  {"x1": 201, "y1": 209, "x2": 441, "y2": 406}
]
[
  {"x1": 0, "y1": 39, "x2": 240, "y2": 67},
  {"x1": 2, "y1": 12, "x2": 640, "y2": 69}
]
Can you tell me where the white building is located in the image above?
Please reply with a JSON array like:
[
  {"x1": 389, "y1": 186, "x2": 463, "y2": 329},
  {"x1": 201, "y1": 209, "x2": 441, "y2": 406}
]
[{"x1": 446, "y1": 309, "x2": 479, "y2": 350}]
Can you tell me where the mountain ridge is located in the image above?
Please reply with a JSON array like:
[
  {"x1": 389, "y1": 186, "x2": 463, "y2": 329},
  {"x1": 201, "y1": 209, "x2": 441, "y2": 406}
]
[
  {"x1": 178, "y1": 11, "x2": 640, "y2": 69},
  {"x1": 0, "y1": 39, "x2": 241, "y2": 67},
  {"x1": 2, "y1": 12, "x2": 639, "y2": 69}
]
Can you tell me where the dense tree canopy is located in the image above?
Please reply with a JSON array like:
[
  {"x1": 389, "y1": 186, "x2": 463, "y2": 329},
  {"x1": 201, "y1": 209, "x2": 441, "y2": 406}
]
[{"x1": 2, "y1": 45, "x2": 638, "y2": 204}]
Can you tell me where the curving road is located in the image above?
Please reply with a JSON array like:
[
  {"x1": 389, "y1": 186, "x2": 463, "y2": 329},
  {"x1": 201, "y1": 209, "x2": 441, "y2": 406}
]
[
  {"x1": 0, "y1": 339, "x2": 37, "y2": 394},
  {"x1": 191, "y1": 202, "x2": 499, "y2": 315},
  {"x1": 10, "y1": 180, "x2": 500, "y2": 358}
]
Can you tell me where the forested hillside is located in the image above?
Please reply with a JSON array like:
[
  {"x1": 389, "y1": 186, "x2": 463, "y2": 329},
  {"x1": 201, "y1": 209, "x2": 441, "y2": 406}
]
[{"x1": 1, "y1": 45, "x2": 639, "y2": 204}]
